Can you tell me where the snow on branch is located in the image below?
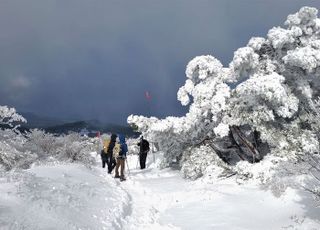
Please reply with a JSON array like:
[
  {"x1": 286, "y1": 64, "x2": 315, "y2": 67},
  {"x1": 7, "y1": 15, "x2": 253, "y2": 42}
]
[
  {"x1": 128, "y1": 7, "x2": 320, "y2": 182},
  {"x1": 0, "y1": 105, "x2": 26, "y2": 127}
]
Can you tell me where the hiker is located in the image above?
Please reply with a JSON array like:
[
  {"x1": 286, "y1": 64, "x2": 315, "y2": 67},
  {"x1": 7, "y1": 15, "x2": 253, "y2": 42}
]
[
  {"x1": 100, "y1": 133, "x2": 117, "y2": 173},
  {"x1": 100, "y1": 136, "x2": 108, "y2": 168},
  {"x1": 115, "y1": 134, "x2": 128, "y2": 181},
  {"x1": 137, "y1": 136, "x2": 150, "y2": 169}
]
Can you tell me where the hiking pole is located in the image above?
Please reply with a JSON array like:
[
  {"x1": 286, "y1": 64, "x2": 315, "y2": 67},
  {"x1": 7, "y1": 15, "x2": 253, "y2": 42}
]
[
  {"x1": 126, "y1": 158, "x2": 131, "y2": 175},
  {"x1": 151, "y1": 142, "x2": 155, "y2": 164},
  {"x1": 136, "y1": 154, "x2": 139, "y2": 169}
]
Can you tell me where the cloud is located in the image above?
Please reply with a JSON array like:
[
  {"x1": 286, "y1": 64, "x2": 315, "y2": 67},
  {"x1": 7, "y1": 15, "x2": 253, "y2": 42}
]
[
  {"x1": 10, "y1": 76, "x2": 31, "y2": 90},
  {"x1": 0, "y1": 0, "x2": 319, "y2": 124}
]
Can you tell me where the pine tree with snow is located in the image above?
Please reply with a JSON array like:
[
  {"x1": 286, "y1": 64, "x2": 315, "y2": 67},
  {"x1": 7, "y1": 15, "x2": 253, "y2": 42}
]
[{"x1": 128, "y1": 7, "x2": 320, "y2": 179}]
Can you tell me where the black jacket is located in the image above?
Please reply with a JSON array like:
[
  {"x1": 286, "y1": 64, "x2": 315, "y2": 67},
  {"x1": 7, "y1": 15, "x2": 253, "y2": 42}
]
[
  {"x1": 107, "y1": 134, "x2": 117, "y2": 155},
  {"x1": 138, "y1": 139, "x2": 150, "y2": 153}
]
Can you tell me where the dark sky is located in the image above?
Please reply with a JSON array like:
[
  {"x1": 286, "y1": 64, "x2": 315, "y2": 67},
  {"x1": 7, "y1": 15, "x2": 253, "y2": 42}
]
[{"x1": 0, "y1": 0, "x2": 320, "y2": 125}]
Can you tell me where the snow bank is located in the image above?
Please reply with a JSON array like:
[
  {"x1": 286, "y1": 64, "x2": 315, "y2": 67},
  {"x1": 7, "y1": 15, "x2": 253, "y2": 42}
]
[{"x1": 0, "y1": 163, "x2": 129, "y2": 230}]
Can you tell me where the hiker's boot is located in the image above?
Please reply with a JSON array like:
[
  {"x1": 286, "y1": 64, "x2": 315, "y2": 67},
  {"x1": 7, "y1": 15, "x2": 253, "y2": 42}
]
[
  {"x1": 120, "y1": 175, "x2": 126, "y2": 181},
  {"x1": 114, "y1": 174, "x2": 120, "y2": 179}
]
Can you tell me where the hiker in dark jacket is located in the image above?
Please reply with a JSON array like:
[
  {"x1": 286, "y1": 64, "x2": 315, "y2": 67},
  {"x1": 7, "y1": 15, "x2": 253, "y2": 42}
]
[
  {"x1": 101, "y1": 133, "x2": 117, "y2": 174},
  {"x1": 115, "y1": 134, "x2": 128, "y2": 181},
  {"x1": 101, "y1": 148, "x2": 107, "y2": 168},
  {"x1": 137, "y1": 136, "x2": 150, "y2": 169}
]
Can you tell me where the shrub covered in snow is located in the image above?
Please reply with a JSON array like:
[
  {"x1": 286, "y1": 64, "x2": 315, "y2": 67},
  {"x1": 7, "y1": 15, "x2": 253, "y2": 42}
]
[
  {"x1": 125, "y1": 137, "x2": 140, "y2": 155},
  {"x1": 25, "y1": 129, "x2": 58, "y2": 159},
  {"x1": 55, "y1": 133, "x2": 96, "y2": 165},
  {"x1": 0, "y1": 106, "x2": 96, "y2": 170},
  {"x1": 25, "y1": 130, "x2": 96, "y2": 167},
  {"x1": 0, "y1": 129, "x2": 36, "y2": 170},
  {"x1": 0, "y1": 106, "x2": 30, "y2": 170},
  {"x1": 128, "y1": 7, "x2": 320, "y2": 187},
  {"x1": 180, "y1": 144, "x2": 229, "y2": 180}
]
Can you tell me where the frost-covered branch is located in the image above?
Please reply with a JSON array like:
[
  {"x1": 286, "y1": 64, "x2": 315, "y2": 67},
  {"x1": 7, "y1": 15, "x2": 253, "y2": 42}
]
[
  {"x1": 0, "y1": 105, "x2": 26, "y2": 127},
  {"x1": 128, "y1": 7, "x2": 320, "y2": 183}
]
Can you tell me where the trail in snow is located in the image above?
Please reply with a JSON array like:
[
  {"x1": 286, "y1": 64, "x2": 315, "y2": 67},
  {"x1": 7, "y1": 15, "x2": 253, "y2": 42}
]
[
  {"x1": 110, "y1": 154, "x2": 320, "y2": 230},
  {"x1": 0, "y1": 152, "x2": 319, "y2": 230},
  {"x1": 117, "y1": 167, "x2": 186, "y2": 230}
]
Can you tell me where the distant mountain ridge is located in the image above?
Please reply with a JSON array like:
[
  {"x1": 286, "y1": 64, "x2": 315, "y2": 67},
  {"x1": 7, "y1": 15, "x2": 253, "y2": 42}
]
[
  {"x1": 17, "y1": 112, "x2": 138, "y2": 137},
  {"x1": 45, "y1": 120, "x2": 137, "y2": 137},
  {"x1": 19, "y1": 112, "x2": 70, "y2": 128}
]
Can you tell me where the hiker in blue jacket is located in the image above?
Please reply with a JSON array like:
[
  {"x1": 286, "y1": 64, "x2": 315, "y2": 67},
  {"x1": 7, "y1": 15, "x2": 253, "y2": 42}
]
[{"x1": 115, "y1": 134, "x2": 128, "y2": 181}]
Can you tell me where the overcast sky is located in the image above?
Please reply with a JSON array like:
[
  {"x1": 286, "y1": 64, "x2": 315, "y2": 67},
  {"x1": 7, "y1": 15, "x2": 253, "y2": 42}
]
[{"x1": 0, "y1": 0, "x2": 320, "y2": 125}]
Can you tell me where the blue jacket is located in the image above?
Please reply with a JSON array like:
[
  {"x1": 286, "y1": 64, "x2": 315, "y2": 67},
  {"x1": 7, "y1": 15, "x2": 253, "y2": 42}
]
[{"x1": 118, "y1": 134, "x2": 128, "y2": 157}]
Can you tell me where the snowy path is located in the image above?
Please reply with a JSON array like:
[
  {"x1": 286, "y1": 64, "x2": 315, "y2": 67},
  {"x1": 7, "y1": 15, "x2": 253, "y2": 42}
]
[
  {"x1": 0, "y1": 153, "x2": 319, "y2": 229},
  {"x1": 115, "y1": 167, "x2": 187, "y2": 230},
  {"x1": 110, "y1": 154, "x2": 320, "y2": 230}
]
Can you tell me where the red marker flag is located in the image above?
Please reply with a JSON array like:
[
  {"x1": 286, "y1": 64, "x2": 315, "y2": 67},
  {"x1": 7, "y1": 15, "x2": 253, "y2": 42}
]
[{"x1": 145, "y1": 91, "x2": 151, "y2": 100}]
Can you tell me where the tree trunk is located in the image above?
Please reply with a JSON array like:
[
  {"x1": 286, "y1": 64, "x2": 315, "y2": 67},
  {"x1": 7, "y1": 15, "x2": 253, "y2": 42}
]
[{"x1": 230, "y1": 126, "x2": 262, "y2": 163}]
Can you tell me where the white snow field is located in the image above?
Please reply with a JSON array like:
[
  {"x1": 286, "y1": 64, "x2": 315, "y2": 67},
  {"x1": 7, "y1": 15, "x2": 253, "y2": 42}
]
[
  {"x1": 0, "y1": 162, "x2": 129, "y2": 229},
  {"x1": 0, "y1": 152, "x2": 319, "y2": 230}
]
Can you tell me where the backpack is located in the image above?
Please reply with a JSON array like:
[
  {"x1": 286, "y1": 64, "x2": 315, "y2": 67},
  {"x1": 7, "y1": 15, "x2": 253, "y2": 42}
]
[
  {"x1": 113, "y1": 143, "x2": 121, "y2": 158},
  {"x1": 118, "y1": 142, "x2": 128, "y2": 158},
  {"x1": 103, "y1": 138, "x2": 121, "y2": 157},
  {"x1": 103, "y1": 139, "x2": 111, "y2": 154}
]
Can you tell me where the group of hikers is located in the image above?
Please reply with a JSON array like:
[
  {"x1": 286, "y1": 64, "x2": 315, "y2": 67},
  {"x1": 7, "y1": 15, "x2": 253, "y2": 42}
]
[{"x1": 100, "y1": 134, "x2": 150, "y2": 181}]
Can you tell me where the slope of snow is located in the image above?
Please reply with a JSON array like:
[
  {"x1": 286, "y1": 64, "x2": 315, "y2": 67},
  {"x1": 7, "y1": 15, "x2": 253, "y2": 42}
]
[
  {"x1": 0, "y1": 152, "x2": 319, "y2": 230},
  {"x1": 0, "y1": 160, "x2": 129, "y2": 229}
]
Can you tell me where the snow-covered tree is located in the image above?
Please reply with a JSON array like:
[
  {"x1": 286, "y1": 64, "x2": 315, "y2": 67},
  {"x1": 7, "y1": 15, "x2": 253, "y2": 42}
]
[
  {"x1": 298, "y1": 97, "x2": 320, "y2": 199},
  {"x1": 0, "y1": 105, "x2": 29, "y2": 170},
  {"x1": 128, "y1": 7, "x2": 320, "y2": 178},
  {"x1": 0, "y1": 105, "x2": 26, "y2": 128}
]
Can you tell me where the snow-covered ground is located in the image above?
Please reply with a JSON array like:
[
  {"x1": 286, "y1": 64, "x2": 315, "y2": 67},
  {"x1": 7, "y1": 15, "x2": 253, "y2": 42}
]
[
  {"x1": 0, "y1": 152, "x2": 319, "y2": 230},
  {"x1": 0, "y1": 162, "x2": 129, "y2": 229}
]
